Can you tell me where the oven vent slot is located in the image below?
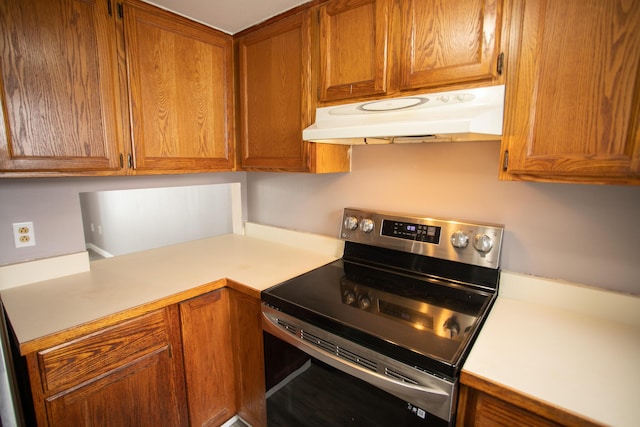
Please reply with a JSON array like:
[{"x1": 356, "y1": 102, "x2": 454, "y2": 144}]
[
  {"x1": 337, "y1": 347, "x2": 377, "y2": 372},
  {"x1": 384, "y1": 368, "x2": 419, "y2": 385},
  {"x1": 276, "y1": 319, "x2": 298, "y2": 335},
  {"x1": 302, "y1": 331, "x2": 337, "y2": 354}
]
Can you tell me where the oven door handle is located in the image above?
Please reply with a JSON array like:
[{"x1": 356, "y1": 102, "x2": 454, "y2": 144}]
[{"x1": 263, "y1": 310, "x2": 454, "y2": 421}]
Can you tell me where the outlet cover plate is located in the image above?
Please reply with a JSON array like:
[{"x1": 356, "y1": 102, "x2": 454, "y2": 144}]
[{"x1": 13, "y1": 222, "x2": 35, "y2": 248}]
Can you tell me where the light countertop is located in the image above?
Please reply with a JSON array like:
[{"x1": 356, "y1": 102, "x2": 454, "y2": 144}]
[
  {"x1": 0, "y1": 223, "x2": 343, "y2": 353},
  {"x1": 2, "y1": 226, "x2": 639, "y2": 426},
  {"x1": 463, "y1": 272, "x2": 640, "y2": 427}
]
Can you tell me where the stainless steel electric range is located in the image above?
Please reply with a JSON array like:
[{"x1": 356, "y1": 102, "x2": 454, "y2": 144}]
[{"x1": 262, "y1": 208, "x2": 504, "y2": 426}]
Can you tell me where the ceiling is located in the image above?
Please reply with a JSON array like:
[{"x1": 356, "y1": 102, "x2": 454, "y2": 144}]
[{"x1": 142, "y1": 0, "x2": 310, "y2": 35}]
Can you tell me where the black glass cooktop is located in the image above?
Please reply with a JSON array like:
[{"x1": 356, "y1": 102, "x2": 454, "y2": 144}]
[{"x1": 262, "y1": 256, "x2": 496, "y2": 378}]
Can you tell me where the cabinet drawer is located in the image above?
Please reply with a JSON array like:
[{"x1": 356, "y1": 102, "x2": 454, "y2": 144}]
[{"x1": 37, "y1": 309, "x2": 171, "y2": 393}]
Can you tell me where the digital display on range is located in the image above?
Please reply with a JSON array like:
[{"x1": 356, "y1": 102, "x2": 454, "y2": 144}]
[
  {"x1": 379, "y1": 301, "x2": 434, "y2": 330},
  {"x1": 381, "y1": 220, "x2": 441, "y2": 244}
]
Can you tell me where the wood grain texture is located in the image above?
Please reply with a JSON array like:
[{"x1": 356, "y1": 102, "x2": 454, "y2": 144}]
[
  {"x1": 308, "y1": 142, "x2": 352, "y2": 173},
  {"x1": 38, "y1": 309, "x2": 171, "y2": 393},
  {"x1": 237, "y1": 9, "x2": 350, "y2": 172},
  {"x1": 500, "y1": 0, "x2": 640, "y2": 184},
  {"x1": 30, "y1": 306, "x2": 189, "y2": 426},
  {"x1": 123, "y1": 0, "x2": 234, "y2": 173},
  {"x1": 318, "y1": 0, "x2": 391, "y2": 101},
  {"x1": 229, "y1": 289, "x2": 267, "y2": 427},
  {"x1": 0, "y1": 0, "x2": 124, "y2": 173},
  {"x1": 237, "y1": 10, "x2": 311, "y2": 171},
  {"x1": 180, "y1": 289, "x2": 237, "y2": 427},
  {"x1": 17, "y1": 279, "x2": 228, "y2": 356},
  {"x1": 457, "y1": 371, "x2": 605, "y2": 427},
  {"x1": 396, "y1": 0, "x2": 503, "y2": 90}
]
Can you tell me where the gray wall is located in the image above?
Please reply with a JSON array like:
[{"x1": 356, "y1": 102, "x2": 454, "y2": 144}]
[
  {"x1": 80, "y1": 184, "x2": 235, "y2": 256},
  {"x1": 0, "y1": 173, "x2": 247, "y2": 266},
  {"x1": 247, "y1": 141, "x2": 640, "y2": 295},
  {"x1": 1, "y1": 142, "x2": 639, "y2": 295}
]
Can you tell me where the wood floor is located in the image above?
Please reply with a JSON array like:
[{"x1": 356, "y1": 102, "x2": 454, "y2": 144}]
[{"x1": 266, "y1": 361, "x2": 408, "y2": 427}]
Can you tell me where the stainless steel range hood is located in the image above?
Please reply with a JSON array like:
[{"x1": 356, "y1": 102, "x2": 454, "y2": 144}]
[{"x1": 303, "y1": 85, "x2": 505, "y2": 145}]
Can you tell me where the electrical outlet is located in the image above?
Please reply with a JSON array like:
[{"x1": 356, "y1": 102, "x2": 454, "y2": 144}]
[{"x1": 13, "y1": 222, "x2": 36, "y2": 248}]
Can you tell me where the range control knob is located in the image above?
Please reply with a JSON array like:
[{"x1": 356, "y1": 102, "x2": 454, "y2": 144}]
[
  {"x1": 450, "y1": 231, "x2": 469, "y2": 248},
  {"x1": 343, "y1": 290, "x2": 356, "y2": 305},
  {"x1": 343, "y1": 216, "x2": 358, "y2": 230},
  {"x1": 359, "y1": 218, "x2": 375, "y2": 233},
  {"x1": 358, "y1": 295, "x2": 372, "y2": 310},
  {"x1": 473, "y1": 234, "x2": 494, "y2": 253}
]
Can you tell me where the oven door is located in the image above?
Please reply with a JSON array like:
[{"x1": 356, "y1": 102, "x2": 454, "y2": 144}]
[{"x1": 262, "y1": 305, "x2": 456, "y2": 427}]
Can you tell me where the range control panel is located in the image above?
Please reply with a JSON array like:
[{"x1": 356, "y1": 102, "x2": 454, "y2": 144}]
[
  {"x1": 381, "y1": 220, "x2": 442, "y2": 244},
  {"x1": 340, "y1": 208, "x2": 504, "y2": 269}
]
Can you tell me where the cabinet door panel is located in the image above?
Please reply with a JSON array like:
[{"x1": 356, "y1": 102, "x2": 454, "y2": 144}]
[
  {"x1": 180, "y1": 289, "x2": 236, "y2": 426},
  {"x1": 502, "y1": 0, "x2": 640, "y2": 182},
  {"x1": 318, "y1": 0, "x2": 391, "y2": 101},
  {"x1": 30, "y1": 306, "x2": 188, "y2": 427},
  {"x1": 238, "y1": 11, "x2": 313, "y2": 171},
  {"x1": 229, "y1": 288, "x2": 267, "y2": 427},
  {"x1": 398, "y1": 0, "x2": 503, "y2": 90},
  {"x1": 0, "y1": 0, "x2": 124, "y2": 173},
  {"x1": 39, "y1": 310, "x2": 171, "y2": 393},
  {"x1": 46, "y1": 347, "x2": 185, "y2": 427},
  {"x1": 123, "y1": 1, "x2": 234, "y2": 172}
]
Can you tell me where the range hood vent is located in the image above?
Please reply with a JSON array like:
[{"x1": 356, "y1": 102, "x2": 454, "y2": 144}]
[{"x1": 303, "y1": 85, "x2": 505, "y2": 145}]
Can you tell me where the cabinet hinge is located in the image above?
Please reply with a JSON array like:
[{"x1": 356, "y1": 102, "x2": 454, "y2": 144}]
[
  {"x1": 107, "y1": 0, "x2": 113, "y2": 16},
  {"x1": 502, "y1": 150, "x2": 509, "y2": 171},
  {"x1": 117, "y1": 3, "x2": 123, "y2": 19},
  {"x1": 497, "y1": 52, "x2": 504, "y2": 76}
]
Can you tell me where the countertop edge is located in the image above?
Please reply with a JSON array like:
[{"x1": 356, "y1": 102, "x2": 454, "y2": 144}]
[{"x1": 464, "y1": 271, "x2": 640, "y2": 427}]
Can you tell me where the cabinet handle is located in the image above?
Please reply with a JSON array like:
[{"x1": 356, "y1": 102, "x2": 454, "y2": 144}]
[
  {"x1": 502, "y1": 150, "x2": 509, "y2": 171},
  {"x1": 107, "y1": 0, "x2": 112, "y2": 16},
  {"x1": 127, "y1": 154, "x2": 133, "y2": 168},
  {"x1": 497, "y1": 52, "x2": 504, "y2": 76},
  {"x1": 117, "y1": 3, "x2": 123, "y2": 19}
]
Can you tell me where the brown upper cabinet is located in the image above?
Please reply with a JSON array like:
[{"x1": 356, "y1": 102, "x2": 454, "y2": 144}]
[
  {"x1": 122, "y1": 0, "x2": 234, "y2": 173},
  {"x1": 394, "y1": 0, "x2": 504, "y2": 91},
  {"x1": 318, "y1": 0, "x2": 391, "y2": 101},
  {"x1": 0, "y1": 0, "x2": 234, "y2": 177},
  {"x1": 237, "y1": 10, "x2": 351, "y2": 173},
  {"x1": 0, "y1": 0, "x2": 124, "y2": 175},
  {"x1": 500, "y1": 0, "x2": 640, "y2": 184},
  {"x1": 317, "y1": 0, "x2": 505, "y2": 103}
]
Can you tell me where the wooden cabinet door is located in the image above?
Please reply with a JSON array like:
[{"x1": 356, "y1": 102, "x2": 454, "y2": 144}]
[
  {"x1": 237, "y1": 10, "x2": 314, "y2": 171},
  {"x1": 46, "y1": 348, "x2": 185, "y2": 426},
  {"x1": 31, "y1": 307, "x2": 188, "y2": 426},
  {"x1": 0, "y1": 0, "x2": 125, "y2": 174},
  {"x1": 228, "y1": 287, "x2": 267, "y2": 427},
  {"x1": 180, "y1": 289, "x2": 236, "y2": 426},
  {"x1": 395, "y1": 0, "x2": 504, "y2": 90},
  {"x1": 500, "y1": 0, "x2": 640, "y2": 184},
  {"x1": 122, "y1": 0, "x2": 234, "y2": 173},
  {"x1": 457, "y1": 384, "x2": 563, "y2": 427},
  {"x1": 318, "y1": 0, "x2": 391, "y2": 101}
]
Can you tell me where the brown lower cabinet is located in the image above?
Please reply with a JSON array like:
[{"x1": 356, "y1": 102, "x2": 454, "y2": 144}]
[
  {"x1": 456, "y1": 372, "x2": 603, "y2": 427},
  {"x1": 20, "y1": 286, "x2": 267, "y2": 427},
  {"x1": 26, "y1": 306, "x2": 189, "y2": 426}
]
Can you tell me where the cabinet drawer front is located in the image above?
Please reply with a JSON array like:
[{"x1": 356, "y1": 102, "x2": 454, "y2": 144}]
[{"x1": 38, "y1": 309, "x2": 171, "y2": 393}]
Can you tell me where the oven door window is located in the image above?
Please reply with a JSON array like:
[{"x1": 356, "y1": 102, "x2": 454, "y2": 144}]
[{"x1": 264, "y1": 333, "x2": 449, "y2": 427}]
